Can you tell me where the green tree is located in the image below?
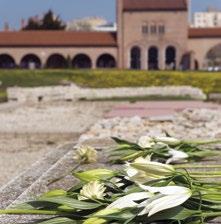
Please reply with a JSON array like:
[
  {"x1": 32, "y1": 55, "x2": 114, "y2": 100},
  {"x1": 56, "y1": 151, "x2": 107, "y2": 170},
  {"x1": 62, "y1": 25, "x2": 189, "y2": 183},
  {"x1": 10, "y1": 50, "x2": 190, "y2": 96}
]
[
  {"x1": 23, "y1": 10, "x2": 66, "y2": 30},
  {"x1": 41, "y1": 10, "x2": 66, "y2": 30},
  {"x1": 23, "y1": 18, "x2": 41, "y2": 30}
]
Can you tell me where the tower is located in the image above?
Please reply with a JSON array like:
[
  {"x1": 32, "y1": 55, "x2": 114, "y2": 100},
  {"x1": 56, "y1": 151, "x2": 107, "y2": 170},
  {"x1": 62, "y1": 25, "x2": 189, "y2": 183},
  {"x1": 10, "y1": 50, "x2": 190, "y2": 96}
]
[{"x1": 116, "y1": 0, "x2": 124, "y2": 68}]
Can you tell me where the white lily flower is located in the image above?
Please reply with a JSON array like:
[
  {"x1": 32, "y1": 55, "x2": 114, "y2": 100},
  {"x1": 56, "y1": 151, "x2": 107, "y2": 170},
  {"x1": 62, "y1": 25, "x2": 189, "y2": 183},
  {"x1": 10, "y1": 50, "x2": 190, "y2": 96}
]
[
  {"x1": 73, "y1": 145, "x2": 97, "y2": 164},
  {"x1": 138, "y1": 136, "x2": 155, "y2": 148},
  {"x1": 107, "y1": 192, "x2": 152, "y2": 209},
  {"x1": 78, "y1": 181, "x2": 106, "y2": 201},
  {"x1": 111, "y1": 177, "x2": 125, "y2": 188},
  {"x1": 166, "y1": 149, "x2": 189, "y2": 164},
  {"x1": 154, "y1": 137, "x2": 181, "y2": 146},
  {"x1": 138, "y1": 185, "x2": 192, "y2": 217}
]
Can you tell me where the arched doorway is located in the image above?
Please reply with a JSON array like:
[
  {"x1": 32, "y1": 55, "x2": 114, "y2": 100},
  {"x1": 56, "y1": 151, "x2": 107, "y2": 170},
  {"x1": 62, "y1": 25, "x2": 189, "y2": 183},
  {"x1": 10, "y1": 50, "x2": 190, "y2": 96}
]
[
  {"x1": 165, "y1": 46, "x2": 176, "y2": 70},
  {"x1": 194, "y1": 60, "x2": 199, "y2": 70},
  {"x1": 20, "y1": 54, "x2": 41, "y2": 69},
  {"x1": 148, "y1": 46, "x2": 159, "y2": 70},
  {"x1": 205, "y1": 44, "x2": 221, "y2": 69},
  {"x1": 96, "y1": 54, "x2": 116, "y2": 68},
  {"x1": 180, "y1": 53, "x2": 191, "y2": 71},
  {"x1": 130, "y1": 46, "x2": 141, "y2": 69},
  {"x1": 0, "y1": 54, "x2": 16, "y2": 68},
  {"x1": 72, "y1": 54, "x2": 92, "y2": 69},
  {"x1": 46, "y1": 54, "x2": 67, "y2": 68}
]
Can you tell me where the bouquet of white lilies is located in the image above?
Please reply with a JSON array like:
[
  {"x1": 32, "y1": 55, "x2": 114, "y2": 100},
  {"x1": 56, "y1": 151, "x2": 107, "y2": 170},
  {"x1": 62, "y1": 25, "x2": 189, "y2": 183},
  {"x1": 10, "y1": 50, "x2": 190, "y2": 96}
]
[
  {"x1": 109, "y1": 136, "x2": 221, "y2": 164},
  {"x1": 2, "y1": 154, "x2": 221, "y2": 223}
]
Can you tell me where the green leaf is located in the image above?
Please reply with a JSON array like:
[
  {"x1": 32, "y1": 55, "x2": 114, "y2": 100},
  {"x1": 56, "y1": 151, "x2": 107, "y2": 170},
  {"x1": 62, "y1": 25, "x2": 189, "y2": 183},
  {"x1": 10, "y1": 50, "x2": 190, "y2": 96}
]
[
  {"x1": 38, "y1": 217, "x2": 77, "y2": 224},
  {"x1": 147, "y1": 206, "x2": 200, "y2": 222},
  {"x1": 121, "y1": 151, "x2": 145, "y2": 161},
  {"x1": 112, "y1": 137, "x2": 135, "y2": 146},
  {"x1": 38, "y1": 196, "x2": 102, "y2": 210},
  {"x1": 73, "y1": 169, "x2": 117, "y2": 182},
  {"x1": 110, "y1": 149, "x2": 139, "y2": 157}
]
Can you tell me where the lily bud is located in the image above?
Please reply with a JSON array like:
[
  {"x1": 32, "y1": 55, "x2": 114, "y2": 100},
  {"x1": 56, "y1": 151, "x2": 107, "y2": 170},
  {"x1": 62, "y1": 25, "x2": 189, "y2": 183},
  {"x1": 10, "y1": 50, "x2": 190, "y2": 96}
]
[
  {"x1": 154, "y1": 137, "x2": 181, "y2": 146},
  {"x1": 83, "y1": 208, "x2": 120, "y2": 224},
  {"x1": 125, "y1": 157, "x2": 172, "y2": 183},
  {"x1": 130, "y1": 159, "x2": 175, "y2": 177},
  {"x1": 74, "y1": 169, "x2": 117, "y2": 182}
]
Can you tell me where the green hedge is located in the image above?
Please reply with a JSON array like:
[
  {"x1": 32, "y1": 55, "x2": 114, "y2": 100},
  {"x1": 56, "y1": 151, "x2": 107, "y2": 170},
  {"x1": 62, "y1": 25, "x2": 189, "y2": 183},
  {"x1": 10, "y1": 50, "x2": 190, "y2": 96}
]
[{"x1": 0, "y1": 69, "x2": 220, "y2": 94}]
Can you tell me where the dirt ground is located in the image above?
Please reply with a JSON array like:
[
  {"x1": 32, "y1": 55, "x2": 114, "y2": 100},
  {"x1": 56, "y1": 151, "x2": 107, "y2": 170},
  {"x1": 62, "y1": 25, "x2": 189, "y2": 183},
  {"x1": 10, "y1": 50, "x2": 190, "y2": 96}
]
[{"x1": 0, "y1": 101, "x2": 116, "y2": 186}]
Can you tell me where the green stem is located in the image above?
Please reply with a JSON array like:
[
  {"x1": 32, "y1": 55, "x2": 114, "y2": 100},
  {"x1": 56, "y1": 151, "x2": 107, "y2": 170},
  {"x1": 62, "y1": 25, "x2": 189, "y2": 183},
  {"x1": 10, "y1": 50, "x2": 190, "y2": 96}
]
[
  {"x1": 202, "y1": 211, "x2": 221, "y2": 218},
  {"x1": 190, "y1": 171, "x2": 221, "y2": 175},
  {"x1": 0, "y1": 209, "x2": 65, "y2": 215},
  {"x1": 175, "y1": 164, "x2": 221, "y2": 169},
  {"x1": 183, "y1": 139, "x2": 221, "y2": 145},
  {"x1": 191, "y1": 175, "x2": 221, "y2": 178}
]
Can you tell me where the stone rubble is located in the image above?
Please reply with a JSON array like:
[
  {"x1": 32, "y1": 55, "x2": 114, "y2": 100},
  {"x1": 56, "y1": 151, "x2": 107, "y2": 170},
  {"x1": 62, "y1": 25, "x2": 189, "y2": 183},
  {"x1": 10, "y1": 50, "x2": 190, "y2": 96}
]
[{"x1": 80, "y1": 108, "x2": 221, "y2": 142}]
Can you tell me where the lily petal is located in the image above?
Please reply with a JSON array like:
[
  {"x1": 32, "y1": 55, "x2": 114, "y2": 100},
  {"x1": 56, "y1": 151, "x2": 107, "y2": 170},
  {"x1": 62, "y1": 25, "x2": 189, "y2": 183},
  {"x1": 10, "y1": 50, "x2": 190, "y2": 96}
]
[
  {"x1": 148, "y1": 193, "x2": 192, "y2": 217},
  {"x1": 139, "y1": 185, "x2": 191, "y2": 195},
  {"x1": 107, "y1": 192, "x2": 152, "y2": 209}
]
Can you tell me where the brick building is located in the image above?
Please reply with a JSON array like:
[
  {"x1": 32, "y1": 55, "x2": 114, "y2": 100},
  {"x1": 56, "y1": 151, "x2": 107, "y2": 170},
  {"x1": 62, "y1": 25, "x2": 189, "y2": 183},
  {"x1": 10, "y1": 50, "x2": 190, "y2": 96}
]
[{"x1": 0, "y1": 0, "x2": 221, "y2": 70}]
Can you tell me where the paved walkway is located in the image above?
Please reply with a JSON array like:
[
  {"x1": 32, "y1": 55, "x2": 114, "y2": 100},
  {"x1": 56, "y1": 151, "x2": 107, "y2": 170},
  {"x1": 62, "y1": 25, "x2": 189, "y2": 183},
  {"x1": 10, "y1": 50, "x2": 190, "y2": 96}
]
[{"x1": 105, "y1": 101, "x2": 221, "y2": 119}]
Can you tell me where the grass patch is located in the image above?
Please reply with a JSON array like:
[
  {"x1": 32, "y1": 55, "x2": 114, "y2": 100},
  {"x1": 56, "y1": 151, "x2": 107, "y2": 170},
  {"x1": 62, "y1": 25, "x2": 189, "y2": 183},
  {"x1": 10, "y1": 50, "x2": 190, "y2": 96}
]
[{"x1": 0, "y1": 69, "x2": 220, "y2": 95}]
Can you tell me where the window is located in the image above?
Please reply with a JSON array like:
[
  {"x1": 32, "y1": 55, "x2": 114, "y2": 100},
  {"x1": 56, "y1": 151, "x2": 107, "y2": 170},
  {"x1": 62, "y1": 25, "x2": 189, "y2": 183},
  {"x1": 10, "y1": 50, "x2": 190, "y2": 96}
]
[
  {"x1": 150, "y1": 24, "x2": 157, "y2": 34},
  {"x1": 142, "y1": 22, "x2": 148, "y2": 34},
  {"x1": 159, "y1": 25, "x2": 165, "y2": 34}
]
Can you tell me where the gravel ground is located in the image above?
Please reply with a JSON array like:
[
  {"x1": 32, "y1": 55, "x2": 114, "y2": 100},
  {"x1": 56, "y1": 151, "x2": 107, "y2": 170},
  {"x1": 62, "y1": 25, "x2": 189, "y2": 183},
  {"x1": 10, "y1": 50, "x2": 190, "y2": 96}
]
[{"x1": 0, "y1": 101, "x2": 116, "y2": 186}]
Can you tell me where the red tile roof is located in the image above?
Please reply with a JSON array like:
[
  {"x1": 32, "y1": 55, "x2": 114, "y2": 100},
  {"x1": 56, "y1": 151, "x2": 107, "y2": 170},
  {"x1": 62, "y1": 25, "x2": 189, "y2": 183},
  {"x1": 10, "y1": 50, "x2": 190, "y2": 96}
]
[
  {"x1": 123, "y1": 0, "x2": 188, "y2": 11},
  {"x1": 189, "y1": 28, "x2": 221, "y2": 38},
  {"x1": 0, "y1": 31, "x2": 117, "y2": 47}
]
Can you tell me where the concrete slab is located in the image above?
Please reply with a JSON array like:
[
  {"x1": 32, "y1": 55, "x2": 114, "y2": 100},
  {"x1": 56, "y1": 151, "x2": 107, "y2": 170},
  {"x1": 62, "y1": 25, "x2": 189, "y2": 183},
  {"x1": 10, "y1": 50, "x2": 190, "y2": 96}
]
[{"x1": 105, "y1": 101, "x2": 221, "y2": 118}]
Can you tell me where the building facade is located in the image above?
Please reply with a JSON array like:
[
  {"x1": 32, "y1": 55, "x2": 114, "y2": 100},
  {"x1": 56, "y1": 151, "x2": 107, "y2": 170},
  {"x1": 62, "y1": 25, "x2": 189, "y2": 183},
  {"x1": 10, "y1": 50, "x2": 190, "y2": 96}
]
[
  {"x1": 0, "y1": 0, "x2": 221, "y2": 70},
  {"x1": 193, "y1": 10, "x2": 221, "y2": 28}
]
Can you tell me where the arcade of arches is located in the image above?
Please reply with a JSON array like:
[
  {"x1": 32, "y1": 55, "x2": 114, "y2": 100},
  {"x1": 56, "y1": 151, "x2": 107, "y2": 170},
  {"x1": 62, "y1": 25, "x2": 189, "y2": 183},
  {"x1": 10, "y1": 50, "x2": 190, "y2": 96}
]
[
  {"x1": 0, "y1": 53, "x2": 117, "y2": 69},
  {"x1": 0, "y1": 43, "x2": 220, "y2": 71},
  {"x1": 130, "y1": 45, "x2": 181, "y2": 70}
]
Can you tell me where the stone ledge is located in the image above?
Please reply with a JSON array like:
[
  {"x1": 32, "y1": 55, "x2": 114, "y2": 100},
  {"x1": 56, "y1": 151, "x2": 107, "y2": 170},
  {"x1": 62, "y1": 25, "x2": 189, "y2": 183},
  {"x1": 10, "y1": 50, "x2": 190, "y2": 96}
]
[
  {"x1": 7, "y1": 85, "x2": 207, "y2": 103},
  {"x1": 0, "y1": 138, "x2": 220, "y2": 223},
  {"x1": 0, "y1": 139, "x2": 116, "y2": 224},
  {"x1": 0, "y1": 143, "x2": 73, "y2": 209}
]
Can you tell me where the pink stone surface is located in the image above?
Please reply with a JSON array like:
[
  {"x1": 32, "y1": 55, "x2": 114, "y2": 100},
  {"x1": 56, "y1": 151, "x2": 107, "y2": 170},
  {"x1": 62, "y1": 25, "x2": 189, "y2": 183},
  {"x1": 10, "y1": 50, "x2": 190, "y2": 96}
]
[{"x1": 105, "y1": 101, "x2": 221, "y2": 118}]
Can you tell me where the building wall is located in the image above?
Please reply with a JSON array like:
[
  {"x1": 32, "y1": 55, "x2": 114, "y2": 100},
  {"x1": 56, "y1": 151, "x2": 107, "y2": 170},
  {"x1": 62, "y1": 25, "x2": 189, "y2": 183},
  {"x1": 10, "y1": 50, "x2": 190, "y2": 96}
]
[
  {"x1": 0, "y1": 47, "x2": 117, "y2": 68},
  {"x1": 188, "y1": 38, "x2": 221, "y2": 69},
  {"x1": 121, "y1": 10, "x2": 189, "y2": 70}
]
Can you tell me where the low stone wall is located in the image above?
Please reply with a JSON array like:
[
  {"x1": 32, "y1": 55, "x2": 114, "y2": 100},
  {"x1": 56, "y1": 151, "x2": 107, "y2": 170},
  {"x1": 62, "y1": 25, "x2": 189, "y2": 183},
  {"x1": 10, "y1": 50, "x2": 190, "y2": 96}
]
[
  {"x1": 0, "y1": 138, "x2": 220, "y2": 223},
  {"x1": 7, "y1": 84, "x2": 207, "y2": 103}
]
